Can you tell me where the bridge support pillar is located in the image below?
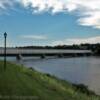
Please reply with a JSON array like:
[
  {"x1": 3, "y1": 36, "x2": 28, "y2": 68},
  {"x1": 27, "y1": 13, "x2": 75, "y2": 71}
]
[
  {"x1": 57, "y1": 54, "x2": 64, "y2": 58},
  {"x1": 73, "y1": 53, "x2": 78, "y2": 57},
  {"x1": 40, "y1": 54, "x2": 45, "y2": 59},
  {"x1": 16, "y1": 54, "x2": 22, "y2": 60}
]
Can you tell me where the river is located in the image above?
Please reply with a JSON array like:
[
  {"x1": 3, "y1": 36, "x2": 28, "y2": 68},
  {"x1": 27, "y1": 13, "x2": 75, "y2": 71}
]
[{"x1": 1, "y1": 56, "x2": 100, "y2": 94}]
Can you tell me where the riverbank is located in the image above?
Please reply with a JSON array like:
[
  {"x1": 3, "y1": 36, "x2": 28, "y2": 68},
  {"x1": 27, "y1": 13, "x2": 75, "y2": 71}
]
[{"x1": 0, "y1": 61, "x2": 100, "y2": 100}]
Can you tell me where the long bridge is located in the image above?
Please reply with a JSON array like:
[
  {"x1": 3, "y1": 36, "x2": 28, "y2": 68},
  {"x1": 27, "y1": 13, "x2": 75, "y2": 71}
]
[{"x1": 0, "y1": 48, "x2": 92, "y2": 60}]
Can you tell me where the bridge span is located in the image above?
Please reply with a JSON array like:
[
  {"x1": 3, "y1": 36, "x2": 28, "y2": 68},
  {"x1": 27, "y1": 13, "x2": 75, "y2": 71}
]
[{"x1": 0, "y1": 48, "x2": 92, "y2": 60}]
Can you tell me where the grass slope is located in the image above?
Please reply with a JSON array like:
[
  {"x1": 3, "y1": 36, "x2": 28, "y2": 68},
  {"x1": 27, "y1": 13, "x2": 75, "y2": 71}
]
[{"x1": 0, "y1": 61, "x2": 99, "y2": 100}]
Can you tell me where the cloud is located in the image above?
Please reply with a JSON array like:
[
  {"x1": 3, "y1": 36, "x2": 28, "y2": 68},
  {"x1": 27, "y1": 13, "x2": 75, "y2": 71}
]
[
  {"x1": 19, "y1": 0, "x2": 65, "y2": 13},
  {"x1": 19, "y1": 0, "x2": 100, "y2": 29},
  {"x1": 0, "y1": 0, "x2": 16, "y2": 10},
  {"x1": 0, "y1": 0, "x2": 100, "y2": 29},
  {"x1": 51, "y1": 36, "x2": 100, "y2": 45},
  {"x1": 77, "y1": 11, "x2": 100, "y2": 29},
  {"x1": 0, "y1": 0, "x2": 18, "y2": 15},
  {"x1": 21, "y1": 35, "x2": 47, "y2": 40}
]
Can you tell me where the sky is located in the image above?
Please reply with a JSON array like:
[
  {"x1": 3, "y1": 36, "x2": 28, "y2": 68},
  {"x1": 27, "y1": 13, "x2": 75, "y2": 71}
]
[{"x1": 0, "y1": 0, "x2": 100, "y2": 47}]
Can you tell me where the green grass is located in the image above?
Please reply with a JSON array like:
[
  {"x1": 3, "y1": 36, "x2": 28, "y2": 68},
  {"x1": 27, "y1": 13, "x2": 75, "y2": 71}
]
[{"x1": 0, "y1": 61, "x2": 100, "y2": 100}]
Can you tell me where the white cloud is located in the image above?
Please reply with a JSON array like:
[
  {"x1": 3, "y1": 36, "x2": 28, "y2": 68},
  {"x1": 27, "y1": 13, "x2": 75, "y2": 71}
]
[
  {"x1": 0, "y1": 0, "x2": 100, "y2": 29},
  {"x1": 21, "y1": 35, "x2": 47, "y2": 40},
  {"x1": 51, "y1": 36, "x2": 100, "y2": 46},
  {"x1": 20, "y1": 0, "x2": 63, "y2": 13},
  {"x1": 20, "y1": 0, "x2": 100, "y2": 29}
]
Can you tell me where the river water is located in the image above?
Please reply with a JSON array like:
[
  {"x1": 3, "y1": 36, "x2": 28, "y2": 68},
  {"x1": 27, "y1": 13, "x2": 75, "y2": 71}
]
[{"x1": 1, "y1": 56, "x2": 100, "y2": 94}]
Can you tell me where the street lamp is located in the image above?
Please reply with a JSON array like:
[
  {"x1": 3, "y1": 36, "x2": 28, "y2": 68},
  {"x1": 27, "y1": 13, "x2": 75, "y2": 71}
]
[{"x1": 4, "y1": 32, "x2": 7, "y2": 70}]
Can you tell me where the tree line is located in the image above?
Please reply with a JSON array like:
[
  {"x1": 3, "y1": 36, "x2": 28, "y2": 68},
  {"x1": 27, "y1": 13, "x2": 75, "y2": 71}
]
[{"x1": 16, "y1": 43, "x2": 100, "y2": 55}]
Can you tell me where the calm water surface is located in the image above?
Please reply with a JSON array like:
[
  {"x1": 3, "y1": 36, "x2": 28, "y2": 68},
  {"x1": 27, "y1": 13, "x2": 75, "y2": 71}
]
[{"x1": 2, "y1": 56, "x2": 100, "y2": 94}]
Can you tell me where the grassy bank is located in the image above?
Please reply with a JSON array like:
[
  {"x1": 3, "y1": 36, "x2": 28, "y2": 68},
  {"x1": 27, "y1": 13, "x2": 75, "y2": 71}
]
[{"x1": 0, "y1": 61, "x2": 99, "y2": 100}]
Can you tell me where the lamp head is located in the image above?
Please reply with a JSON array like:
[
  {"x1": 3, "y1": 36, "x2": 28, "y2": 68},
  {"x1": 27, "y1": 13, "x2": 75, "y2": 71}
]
[{"x1": 4, "y1": 32, "x2": 7, "y2": 37}]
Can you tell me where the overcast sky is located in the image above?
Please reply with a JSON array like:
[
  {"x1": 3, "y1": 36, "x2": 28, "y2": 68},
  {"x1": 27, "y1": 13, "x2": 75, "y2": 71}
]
[{"x1": 0, "y1": 0, "x2": 100, "y2": 47}]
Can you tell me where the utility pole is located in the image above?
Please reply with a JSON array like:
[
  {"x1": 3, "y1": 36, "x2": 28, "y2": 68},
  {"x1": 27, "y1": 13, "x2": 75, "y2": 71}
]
[{"x1": 4, "y1": 32, "x2": 7, "y2": 70}]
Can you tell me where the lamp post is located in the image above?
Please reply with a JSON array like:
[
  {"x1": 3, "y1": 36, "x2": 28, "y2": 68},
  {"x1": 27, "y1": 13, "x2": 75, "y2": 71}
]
[{"x1": 4, "y1": 32, "x2": 7, "y2": 70}]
